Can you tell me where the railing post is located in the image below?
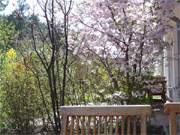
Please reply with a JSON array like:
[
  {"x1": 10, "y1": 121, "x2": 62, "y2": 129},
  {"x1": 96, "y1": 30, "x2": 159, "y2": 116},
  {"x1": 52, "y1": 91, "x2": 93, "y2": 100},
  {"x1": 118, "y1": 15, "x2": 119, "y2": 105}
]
[
  {"x1": 169, "y1": 112, "x2": 177, "y2": 135},
  {"x1": 164, "y1": 102, "x2": 180, "y2": 135}
]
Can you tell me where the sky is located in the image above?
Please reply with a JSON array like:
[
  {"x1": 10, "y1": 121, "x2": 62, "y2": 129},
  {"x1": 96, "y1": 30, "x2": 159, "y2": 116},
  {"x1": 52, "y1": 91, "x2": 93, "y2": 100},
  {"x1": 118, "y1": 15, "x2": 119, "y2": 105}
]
[
  {"x1": 1, "y1": 0, "x2": 82, "y2": 15},
  {"x1": 0, "y1": 0, "x2": 82, "y2": 23},
  {"x1": 0, "y1": 0, "x2": 42, "y2": 15}
]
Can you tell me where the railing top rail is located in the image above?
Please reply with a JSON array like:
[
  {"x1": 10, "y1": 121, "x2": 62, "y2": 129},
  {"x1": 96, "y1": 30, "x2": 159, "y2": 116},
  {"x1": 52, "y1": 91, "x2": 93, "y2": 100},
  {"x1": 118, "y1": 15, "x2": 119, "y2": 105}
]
[
  {"x1": 164, "y1": 102, "x2": 180, "y2": 113},
  {"x1": 60, "y1": 105, "x2": 151, "y2": 116}
]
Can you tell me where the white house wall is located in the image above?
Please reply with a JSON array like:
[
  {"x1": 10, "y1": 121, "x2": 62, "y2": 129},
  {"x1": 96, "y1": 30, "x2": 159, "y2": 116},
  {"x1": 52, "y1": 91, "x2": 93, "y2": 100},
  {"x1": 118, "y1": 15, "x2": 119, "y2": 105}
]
[{"x1": 164, "y1": 4, "x2": 180, "y2": 101}]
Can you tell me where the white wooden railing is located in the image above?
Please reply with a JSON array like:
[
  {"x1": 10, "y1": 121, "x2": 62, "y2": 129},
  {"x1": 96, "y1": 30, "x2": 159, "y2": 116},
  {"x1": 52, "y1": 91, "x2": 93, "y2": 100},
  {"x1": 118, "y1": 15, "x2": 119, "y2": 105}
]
[
  {"x1": 164, "y1": 102, "x2": 180, "y2": 135},
  {"x1": 60, "y1": 105, "x2": 151, "y2": 135}
]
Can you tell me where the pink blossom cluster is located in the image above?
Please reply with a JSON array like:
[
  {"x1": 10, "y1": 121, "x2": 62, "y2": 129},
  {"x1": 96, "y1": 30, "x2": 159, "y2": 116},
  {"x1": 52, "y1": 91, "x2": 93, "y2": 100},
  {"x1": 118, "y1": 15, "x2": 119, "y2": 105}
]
[{"x1": 70, "y1": 0, "x2": 176, "y2": 73}]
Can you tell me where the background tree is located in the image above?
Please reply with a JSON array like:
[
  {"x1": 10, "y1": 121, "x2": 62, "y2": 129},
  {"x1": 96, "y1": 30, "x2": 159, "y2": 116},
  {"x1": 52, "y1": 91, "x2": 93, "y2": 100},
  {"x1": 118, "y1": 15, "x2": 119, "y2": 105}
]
[
  {"x1": 0, "y1": 0, "x2": 9, "y2": 11},
  {"x1": 30, "y1": 0, "x2": 73, "y2": 133},
  {"x1": 7, "y1": 0, "x2": 30, "y2": 38}
]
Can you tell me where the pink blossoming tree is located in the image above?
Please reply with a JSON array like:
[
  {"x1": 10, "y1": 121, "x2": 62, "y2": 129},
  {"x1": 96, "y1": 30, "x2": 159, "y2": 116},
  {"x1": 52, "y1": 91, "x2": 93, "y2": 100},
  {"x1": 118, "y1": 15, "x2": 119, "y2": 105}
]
[{"x1": 70, "y1": 0, "x2": 177, "y2": 103}]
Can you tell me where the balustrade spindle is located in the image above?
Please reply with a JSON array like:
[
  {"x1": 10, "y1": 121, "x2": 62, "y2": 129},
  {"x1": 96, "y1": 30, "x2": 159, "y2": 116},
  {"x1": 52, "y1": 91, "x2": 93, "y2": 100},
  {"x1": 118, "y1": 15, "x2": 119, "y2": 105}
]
[
  {"x1": 116, "y1": 116, "x2": 119, "y2": 135},
  {"x1": 110, "y1": 116, "x2": 113, "y2": 134},
  {"x1": 127, "y1": 116, "x2": 131, "y2": 135},
  {"x1": 87, "y1": 116, "x2": 91, "y2": 135},
  {"x1": 70, "y1": 116, "x2": 74, "y2": 135},
  {"x1": 133, "y1": 117, "x2": 136, "y2": 135},
  {"x1": 121, "y1": 116, "x2": 125, "y2": 135},
  {"x1": 93, "y1": 116, "x2": 97, "y2": 135},
  {"x1": 76, "y1": 116, "x2": 79, "y2": 135},
  {"x1": 98, "y1": 116, "x2": 101, "y2": 134},
  {"x1": 81, "y1": 116, "x2": 85, "y2": 135},
  {"x1": 104, "y1": 116, "x2": 108, "y2": 135}
]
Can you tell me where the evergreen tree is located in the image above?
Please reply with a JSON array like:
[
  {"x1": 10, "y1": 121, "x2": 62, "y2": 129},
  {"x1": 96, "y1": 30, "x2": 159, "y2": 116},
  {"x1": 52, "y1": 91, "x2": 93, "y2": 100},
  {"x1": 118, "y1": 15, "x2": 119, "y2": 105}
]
[{"x1": 0, "y1": 0, "x2": 9, "y2": 11}]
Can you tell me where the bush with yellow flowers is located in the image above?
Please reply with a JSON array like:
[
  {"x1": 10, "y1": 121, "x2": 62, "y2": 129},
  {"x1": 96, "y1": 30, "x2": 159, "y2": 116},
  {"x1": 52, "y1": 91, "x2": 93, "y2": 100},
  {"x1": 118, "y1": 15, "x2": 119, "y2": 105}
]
[
  {"x1": 6, "y1": 48, "x2": 16, "y2": 59},
  {"x1": 0, "y1": 50, "x2": 46, "y2": 134}
]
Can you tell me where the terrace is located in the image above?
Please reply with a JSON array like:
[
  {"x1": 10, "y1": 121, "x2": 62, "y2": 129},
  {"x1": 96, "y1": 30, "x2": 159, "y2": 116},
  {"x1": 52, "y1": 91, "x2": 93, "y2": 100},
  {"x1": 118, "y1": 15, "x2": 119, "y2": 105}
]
[{"x1": 60, "y1": 103, "x2": 180, "y2": 135}]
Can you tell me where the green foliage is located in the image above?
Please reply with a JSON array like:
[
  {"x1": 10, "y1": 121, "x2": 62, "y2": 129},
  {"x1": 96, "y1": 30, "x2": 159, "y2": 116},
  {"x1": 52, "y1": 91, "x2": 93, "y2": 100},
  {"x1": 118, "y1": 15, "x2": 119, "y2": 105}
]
[
  {"x1": 0, "y1": 51, "x2": 47, "y2": 133},
  {"x1": 64, "y1": 57, "x2": 155, "y2": 105},
  {"x1": 0, "y1": 19, "x2": 17, "y2": 49}
]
